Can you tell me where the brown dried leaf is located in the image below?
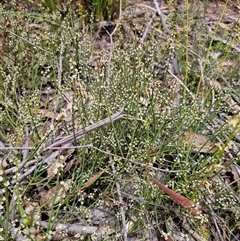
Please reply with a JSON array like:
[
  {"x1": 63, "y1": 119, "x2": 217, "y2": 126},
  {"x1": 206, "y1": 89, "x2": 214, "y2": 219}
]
[
  {"x1": 47, "y1": 150, "x2": 75, "y2": 181},
  {"x1": 94, "y1": 38, "x2": 113, "y2": 50},
  {"x1": 38, "y1": 109, "x2": 56, "y2": 118},
  {"x1": 183, "y1": 131, "x2": 216, "y2": 153},
  {"x1": 56, "y1": 101, "x2": 73, "y2": 122},
  {"x1": 227, "y1": 114, "x2": 240, "y2": 129},
  {"x1": 40, "y1": 179, "x2": 71, "y2": 209},
  {"x1": 208, "y1": 80, "x2": 222, "y2": 92},
  {"x1": 145, "y1": 170, "x2": 200, "y2": 216},
  {"x1": 24, "y1": 201, "x2": 40, "y2": 216},
  {"x1": 23, "y1": 201, "x2": 41, "y2": 226},
  {"x1": 218, "y1": 22, "x2": 230, "y2": 30},
  {"x1": 63, "y1": 156, "x2": 78, "y2": 173},
  {"x1": 226, "y1": 165, "x2": 240, "y2": 197},
  {"x1": 47, "y1": 156, "x2": 65, "y2": 181},
  {"x1": 79, "y1": 170, "x2": 105, "y2": 191}
]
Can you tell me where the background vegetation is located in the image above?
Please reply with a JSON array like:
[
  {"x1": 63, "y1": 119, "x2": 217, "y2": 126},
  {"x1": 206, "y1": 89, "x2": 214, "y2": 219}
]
[{"x1": 0, "y1": 0, "x2": 239, "y2": 240}]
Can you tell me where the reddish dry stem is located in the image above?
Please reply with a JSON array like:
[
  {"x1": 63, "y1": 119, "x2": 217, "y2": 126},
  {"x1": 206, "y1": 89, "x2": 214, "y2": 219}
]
[{"x1": 145, "y1": 170, "x2": 200, "y2": 216}]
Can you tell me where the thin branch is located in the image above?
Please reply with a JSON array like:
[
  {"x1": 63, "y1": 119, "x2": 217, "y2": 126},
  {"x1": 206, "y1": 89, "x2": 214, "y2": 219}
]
[
  {"x1": 168, "y1": 69, "x2": 196, "y2": 100},
  {"x1": 142, "y1": 12, "x2": 156, "y2": 42},
  {"x1": 3, "y1": 222, "x2": 24, "y2": 241},
  {"x1": 15, "y1": 107, "x2": 124, "y2": 182},
  {"x1": 110, "y1": 156, "x2": 128, "y2": 241},
  {"x1": 46, "y1": 106, "x2": 124, "y2": 149},
  {"x1": 50, "y1": 31, "x2": 64, "y2": 139},
  {"x1": 39, "y1": 220, "x2": 98, "y2": 235},
  {"x1": 22, "y1": 125, "x2": 30, "y2": 162},
  {"x1": 205, "y1": 197, "x2": 225, "y2": 241},
  {"x1": 119, "y1": 0, "x2": 123, "y2": 21},
  {"x1": 0, "y1": 145, "x2": 92, "y2": 151},
  {"x1": 0, "y1": 26, "x2": 54, "y2": 56},
  {"x1": 3, "y1": 142, "x2": 185, "y2": 175},
  {"x1": 152, "y1": 0, "x2": 171, "y2": 34}
]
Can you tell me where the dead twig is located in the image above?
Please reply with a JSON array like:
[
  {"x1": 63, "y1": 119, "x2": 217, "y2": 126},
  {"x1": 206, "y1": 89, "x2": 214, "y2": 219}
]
[
  {"x1": 142, "y1": 12, "x2": 156, "y2": 42},
  {"x1": 168, "y1": 70, "x2": 196, "y2": 100},
  {"x1": 3, "y1": 142, "x2": 185, "y2": 175},
  {"x1": 205, "y1": 197, "x2": 225, "y2": 241},
  {"x1": 22, "y1": 125, "x2": 30, "y2": 163},
  {"x1": 50, "y1": 31, "x2": 64, "y2": 138},
  {"x1": 152, "y1": 0, "x2": 171, "y2": 34},
  {"x1": 39, "y1": 220, "x2": 98, "y2": 235},
  {"x1": 46, "y1": 106, "x2": 124, "y2": 149},
  {"x1": 110, "y1": 156, "x2": 128, "y2": 241},
  {"x1": 16, "y1": 106, "x2": 124, "y2": 182},
  {"x1": 3, "y1": 221, "x2": 24, "y2": 241}
]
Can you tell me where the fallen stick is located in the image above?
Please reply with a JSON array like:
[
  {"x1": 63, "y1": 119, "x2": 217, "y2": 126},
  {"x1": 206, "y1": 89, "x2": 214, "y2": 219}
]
[{"x1": 3, "y1": 106, "x2": 125, "y2": 182}]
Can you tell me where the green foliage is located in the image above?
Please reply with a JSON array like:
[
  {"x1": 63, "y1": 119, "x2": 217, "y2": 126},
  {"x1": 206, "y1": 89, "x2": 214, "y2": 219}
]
[
  {"x1": 0, "y1": 0, "x2": 239, "y2": 240},
  {"x1": 39, "y1": 0, "x2": 121, "y2": 21},
  {"x1": 92, "y1": 0, "x2": 120, "y2": 20},
  {"x1": 40, "y1": 0, "x2": 59, "y2": 12}
]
